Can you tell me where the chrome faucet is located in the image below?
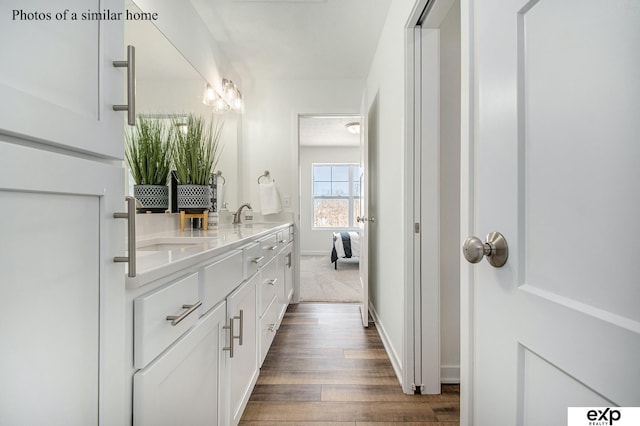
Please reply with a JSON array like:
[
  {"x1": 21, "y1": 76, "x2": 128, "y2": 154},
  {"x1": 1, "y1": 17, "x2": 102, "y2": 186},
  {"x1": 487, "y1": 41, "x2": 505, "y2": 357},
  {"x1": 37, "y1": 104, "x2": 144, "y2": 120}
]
[{"x1": 233, "y1": 203, "x2": 252, "y2": 224}]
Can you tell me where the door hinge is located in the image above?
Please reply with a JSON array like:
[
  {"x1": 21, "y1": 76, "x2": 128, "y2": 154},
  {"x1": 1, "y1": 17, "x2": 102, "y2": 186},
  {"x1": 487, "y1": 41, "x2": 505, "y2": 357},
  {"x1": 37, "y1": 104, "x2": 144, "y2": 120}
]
[{"x1": 414, "y1": 223, "x2": 420, "y2": 233}]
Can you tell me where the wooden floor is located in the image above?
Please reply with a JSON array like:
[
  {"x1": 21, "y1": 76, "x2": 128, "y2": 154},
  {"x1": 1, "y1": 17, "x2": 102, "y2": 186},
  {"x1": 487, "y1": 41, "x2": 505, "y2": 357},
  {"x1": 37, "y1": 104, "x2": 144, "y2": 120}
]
[{"x1": 240, "y1": 303, "x2": 460, "y2": 425}]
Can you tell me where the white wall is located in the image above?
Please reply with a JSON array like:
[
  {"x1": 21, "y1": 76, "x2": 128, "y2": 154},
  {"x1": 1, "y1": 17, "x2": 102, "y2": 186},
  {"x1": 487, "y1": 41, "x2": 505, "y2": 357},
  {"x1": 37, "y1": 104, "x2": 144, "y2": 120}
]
[
  {"x1": 363, "y1": 0, "x2": 417, "y2": 377},
  {"x1": 240, "y1": 79, "x2": 363, "y2": 216},
  {"x1": 299, "y1": 145, "x2": 360, "y2": 254},
  {"x1": 439, "y1": 1, "x2": 461, "y2": 383}
]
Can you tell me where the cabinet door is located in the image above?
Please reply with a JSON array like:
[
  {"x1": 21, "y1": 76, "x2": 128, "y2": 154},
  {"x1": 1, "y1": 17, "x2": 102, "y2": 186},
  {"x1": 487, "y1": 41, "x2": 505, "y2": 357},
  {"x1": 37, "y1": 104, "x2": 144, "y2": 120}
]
[
  {"x1": 283, "y1": 243, "x2": 294, "y2": 303},
  {"x1": 0, "y1": 142, "x2": 125, "y2": 425},
  {"x1": 0, "y1": 0, "x2": 124, "y2": 159},
  {"x1": 134, "y1": 302, "x2": 227, "y2": 426},
  {"x1": 227, "y1": 274, "x2": 259, "y2": 426}
]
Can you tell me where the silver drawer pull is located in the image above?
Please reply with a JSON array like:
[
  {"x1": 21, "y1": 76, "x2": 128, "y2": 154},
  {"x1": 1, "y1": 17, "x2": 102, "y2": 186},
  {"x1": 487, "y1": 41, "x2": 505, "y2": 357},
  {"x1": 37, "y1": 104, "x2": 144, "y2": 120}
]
[
  {"x1": 223, "y1": 319, "x2": 234, "y2": 358},
  {"x1": 113, "y1": 196, "x2": 138, "y2": 277},
  {"x1": 112, "y1": 45, "x2": 136, "y2": 126},
  {"x1": 166, "y1": 301, "x2": 202, "y2": 326},
  {"x1": 268, "y1": 323, "x2": 276, "y2": 332},
  {"x1": 279, "y1": 239, "x2": 287, "y2": 244},
  {"x1": 266, "y1": 278, "x2": 277, "y2": 286},
  {"x1": 234, "y1": 310, "x2": 244, "y2": 346},
  {"x1": 267, "y1": 245, "x2": 278, "y2": 251},
  {"x1": 252, "y1": 256, "x2": 265, "y2": 264}
]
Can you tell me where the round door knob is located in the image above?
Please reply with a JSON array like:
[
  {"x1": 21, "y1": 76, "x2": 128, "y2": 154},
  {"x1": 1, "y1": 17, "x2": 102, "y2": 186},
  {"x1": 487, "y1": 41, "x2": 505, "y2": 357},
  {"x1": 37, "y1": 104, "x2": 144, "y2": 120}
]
[
  {"x1": 356, "y1": 216, "x2": 363, "y2": 223},
  {"x1": 462, "y1": 231, "x2": 508, "y2": 268},
  {"x1": 369, "y1": 217, "x2": 375, "y2": 223}
]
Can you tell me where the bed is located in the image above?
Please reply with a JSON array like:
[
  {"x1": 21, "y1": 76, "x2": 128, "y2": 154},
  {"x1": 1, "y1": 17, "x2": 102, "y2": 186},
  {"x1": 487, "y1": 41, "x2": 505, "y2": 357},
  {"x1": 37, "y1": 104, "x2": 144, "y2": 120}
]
[{"x1": 330, "y1": 231, "x2": 360, "y2": 269}]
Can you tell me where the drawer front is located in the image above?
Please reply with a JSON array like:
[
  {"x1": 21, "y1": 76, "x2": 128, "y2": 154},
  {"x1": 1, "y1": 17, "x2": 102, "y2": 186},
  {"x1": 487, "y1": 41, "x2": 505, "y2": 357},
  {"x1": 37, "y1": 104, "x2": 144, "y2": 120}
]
[
  {"x1": 259, "y1": 298, "x2": 280, "y2": 366},
  {"x1": 244, "y1": 242, "x2": 262, "y2": 278},
  {"x1": 202, "y1": 250, "x2": 243, "y2": 313},
  {"x1": 259, "y1": 233, "x2": 279, "y2": 263},
  {"x1": 276, "y1": 227, "x2": 292, "y2": 246},
  {"x1": 259, "y1": 257, "x2": 279, "y2": 317},
  {"x1": 134, "y1": 273, "x2": 200, "y2": 368}
]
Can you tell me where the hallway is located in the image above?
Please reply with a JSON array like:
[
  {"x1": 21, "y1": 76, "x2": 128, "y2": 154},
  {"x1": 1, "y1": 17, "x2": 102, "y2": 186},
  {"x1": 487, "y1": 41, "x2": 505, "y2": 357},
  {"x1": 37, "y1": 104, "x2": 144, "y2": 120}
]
[{"x1": 240, "y1": 303, "x2": 459, "y2": 424}]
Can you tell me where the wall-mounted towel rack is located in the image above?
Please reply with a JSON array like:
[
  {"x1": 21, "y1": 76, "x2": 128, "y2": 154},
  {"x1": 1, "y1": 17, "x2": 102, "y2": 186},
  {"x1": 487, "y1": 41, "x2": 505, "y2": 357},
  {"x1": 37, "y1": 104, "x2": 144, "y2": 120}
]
[
  {"x1": 257, "y1": 170, "x2": 275, "y2": 184},
  {"x1": 216, "y1": 170, "x2": 226, "y2": 185}
]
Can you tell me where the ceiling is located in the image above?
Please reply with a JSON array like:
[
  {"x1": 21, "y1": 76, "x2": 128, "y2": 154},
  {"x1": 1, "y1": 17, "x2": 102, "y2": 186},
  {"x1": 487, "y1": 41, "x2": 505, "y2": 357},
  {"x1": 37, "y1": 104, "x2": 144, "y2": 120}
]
[
  {"x1": 299, "y1": 116, "x2": 360, "y2": 147},
  {"x1": 190, "y1": 0, "x2": 392, "y2": 80}
]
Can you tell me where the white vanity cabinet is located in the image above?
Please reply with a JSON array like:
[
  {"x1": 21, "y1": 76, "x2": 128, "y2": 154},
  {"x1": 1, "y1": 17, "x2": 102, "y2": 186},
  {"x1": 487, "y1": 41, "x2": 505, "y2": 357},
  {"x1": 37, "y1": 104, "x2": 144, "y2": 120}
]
[
  {"x1": 133, "y1": 301, "x2": 227, "y2": 426},
  {"x1": 128, "y1": 224, "x2": 294, "y2": 426}
]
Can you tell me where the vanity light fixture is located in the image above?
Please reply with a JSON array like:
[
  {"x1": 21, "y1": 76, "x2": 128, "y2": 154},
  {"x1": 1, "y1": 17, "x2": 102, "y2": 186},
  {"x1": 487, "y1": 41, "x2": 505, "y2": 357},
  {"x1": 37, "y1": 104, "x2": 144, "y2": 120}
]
[
  {"x1": 222, "y1": 78, "x2": 243, "y2": 112},
  {"x1": 205, "y1": 80, "x2": 243, "y2": 112},
  {"x1": 345, "y1": 122, "x2": 360, "y2": 134},
  {"x1": 203, "y1": 83, "x2": 216, "y2": 105},
  {"x1": 203, "y1": 83, "x2": 231, "y2": 113}
]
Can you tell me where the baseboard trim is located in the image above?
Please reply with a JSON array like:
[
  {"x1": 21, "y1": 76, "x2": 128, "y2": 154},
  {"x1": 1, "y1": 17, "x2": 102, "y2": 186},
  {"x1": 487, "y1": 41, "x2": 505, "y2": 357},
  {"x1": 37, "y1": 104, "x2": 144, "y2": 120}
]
[
  {"x1": 368, "y1": 302, "x2": 404, "y2": 388},
  {"x1": 440, "y1": 365, "x2": 460, "y2": 384}
]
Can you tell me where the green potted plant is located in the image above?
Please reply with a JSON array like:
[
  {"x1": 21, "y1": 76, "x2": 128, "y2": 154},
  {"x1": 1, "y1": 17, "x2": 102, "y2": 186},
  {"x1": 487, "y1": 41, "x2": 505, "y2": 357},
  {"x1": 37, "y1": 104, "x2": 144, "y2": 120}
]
[
  {"x1": 172, "y1": 114, "x2": 224, "y2": 212},
  {"x1": 125, "y1": 116, "x2": 173, "y2": 212}
]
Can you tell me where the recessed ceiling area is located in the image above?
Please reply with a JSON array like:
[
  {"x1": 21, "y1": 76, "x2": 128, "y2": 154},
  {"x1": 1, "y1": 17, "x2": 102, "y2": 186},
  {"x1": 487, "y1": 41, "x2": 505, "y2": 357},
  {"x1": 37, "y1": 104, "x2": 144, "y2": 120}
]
[
  {"x1": 191, "y1": 0, "x2": 392, "y2": 80},
  {"x1": 299, "y1": 116, "x2": 360, "y2": 147}
]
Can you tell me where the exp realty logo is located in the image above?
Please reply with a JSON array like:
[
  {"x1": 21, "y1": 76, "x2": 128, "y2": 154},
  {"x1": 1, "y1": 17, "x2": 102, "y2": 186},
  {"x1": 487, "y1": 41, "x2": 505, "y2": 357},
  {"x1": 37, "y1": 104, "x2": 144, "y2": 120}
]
[{"x1": 568, "y1": 407, "x2": 640, "y2": 426}]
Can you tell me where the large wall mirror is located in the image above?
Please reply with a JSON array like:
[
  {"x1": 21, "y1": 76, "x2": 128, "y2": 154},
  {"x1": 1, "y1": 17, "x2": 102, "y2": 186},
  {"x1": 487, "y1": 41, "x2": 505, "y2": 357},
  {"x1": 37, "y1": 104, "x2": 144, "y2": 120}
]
[{"x1": 124, "y1": 0, "x2": 239, "y2": 211}]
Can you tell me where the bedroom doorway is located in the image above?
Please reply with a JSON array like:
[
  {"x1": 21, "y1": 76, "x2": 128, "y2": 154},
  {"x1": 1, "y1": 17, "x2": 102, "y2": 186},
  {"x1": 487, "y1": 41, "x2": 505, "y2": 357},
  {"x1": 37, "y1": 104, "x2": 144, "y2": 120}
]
[{"x1": 298, "y1": 114, "x2": 362, "y2": 303}]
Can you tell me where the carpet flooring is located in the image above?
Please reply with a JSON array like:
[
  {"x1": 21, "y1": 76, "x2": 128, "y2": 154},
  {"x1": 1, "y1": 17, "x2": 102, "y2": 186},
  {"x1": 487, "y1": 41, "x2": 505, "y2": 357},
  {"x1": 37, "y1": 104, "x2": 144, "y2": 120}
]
[{"x1": 299, "y1": 255, "x2": 361, "y2": 303}]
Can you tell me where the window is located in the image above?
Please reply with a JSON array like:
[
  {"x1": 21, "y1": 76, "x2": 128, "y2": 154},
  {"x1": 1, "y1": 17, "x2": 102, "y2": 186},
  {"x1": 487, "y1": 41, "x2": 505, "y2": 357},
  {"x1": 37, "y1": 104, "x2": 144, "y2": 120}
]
[{"x1": 312, "y1": 164, "x2": 361, "y2": 228}]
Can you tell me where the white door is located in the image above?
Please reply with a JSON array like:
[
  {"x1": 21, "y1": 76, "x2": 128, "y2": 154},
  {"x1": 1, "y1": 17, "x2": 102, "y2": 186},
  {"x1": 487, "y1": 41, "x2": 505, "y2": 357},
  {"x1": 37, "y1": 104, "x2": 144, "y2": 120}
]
[
  {"x1": 0, "y1": 0, "x2": 124, "y2": 159},
  {"x1": 227, "y1": 275, "x2": 259, "y2": 425},
  {"x1": 464, "y1": 0, "x2": 640, "y2": 424},
  {"x1": 358, "y1": 95, "x2": 371, "y2": 327},
  {"x1": 0, "y1": 143, "x2": 125, "y2": 425}
]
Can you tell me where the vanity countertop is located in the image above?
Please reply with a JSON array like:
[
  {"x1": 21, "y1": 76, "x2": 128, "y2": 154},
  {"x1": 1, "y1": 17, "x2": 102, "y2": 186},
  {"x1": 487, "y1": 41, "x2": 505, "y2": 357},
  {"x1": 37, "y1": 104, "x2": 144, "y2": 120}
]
[{"x1": 126, "y1": 222, "x2": 292, "y2": 288}]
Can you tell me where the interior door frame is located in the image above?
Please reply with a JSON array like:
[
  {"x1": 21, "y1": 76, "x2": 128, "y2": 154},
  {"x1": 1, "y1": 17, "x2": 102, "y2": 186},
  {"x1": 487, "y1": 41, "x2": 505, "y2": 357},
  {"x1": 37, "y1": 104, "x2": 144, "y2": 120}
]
[
  {"x1": 293, "y1": 110, "x2": 361, "y2": 306},
  {"x1": 403, "y1": 0, "x2": 475, "y2": 406},
  {"x1": 405, "y1": 0, "x2": 432, "y2": 396}
]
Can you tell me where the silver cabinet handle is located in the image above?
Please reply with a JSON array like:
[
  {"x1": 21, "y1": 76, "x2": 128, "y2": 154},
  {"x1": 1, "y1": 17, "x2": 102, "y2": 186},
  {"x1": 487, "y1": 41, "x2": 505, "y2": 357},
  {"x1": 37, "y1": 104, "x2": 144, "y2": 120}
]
[
  {"x1": 165, "y1": 301, "x2": 202, "y2": 326},
  {"x1": 267, "y1": 245, "x2": 278, "y2": 251},
  {"x1": 266, "y1": 278, "x2": 277, "y2": 286},
  {"x1": 113, "y1": 196, "x2": 137, "y2": 277},
  {"x1": 268, "y1": 323, "x2": 276, "y2": 332},
  {"x1": 463, "y1": 231, "x2": 509, "y2": 268},
  {"x1": 279, "y1": 239, "x2": 287, "y2": 244},
  {"x1": 113, "y1": 45, "x2": 136, "y2": 125},
  {"x1": 223, "y1": 318, "x2": 234, "y2": 358},
  {"x1": 234, "y1": 310, "x2": 244, "y2": 346},
  {"x1": 286, "y1": 252, "x2": 292, "y2": 268},
  {"x1": 252, "y1": 256, "x2": 265, "y2": 264}
]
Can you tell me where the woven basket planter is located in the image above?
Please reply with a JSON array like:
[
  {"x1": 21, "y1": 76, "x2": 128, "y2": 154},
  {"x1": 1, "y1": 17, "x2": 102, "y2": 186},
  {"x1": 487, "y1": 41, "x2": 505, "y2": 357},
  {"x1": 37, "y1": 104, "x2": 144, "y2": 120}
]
[
  {"x1": 134, "y1": 184, "x2": 169, "y2": 213},
  {"x1": 177, "y1": 184, "x2": 211, "y2": 213}
]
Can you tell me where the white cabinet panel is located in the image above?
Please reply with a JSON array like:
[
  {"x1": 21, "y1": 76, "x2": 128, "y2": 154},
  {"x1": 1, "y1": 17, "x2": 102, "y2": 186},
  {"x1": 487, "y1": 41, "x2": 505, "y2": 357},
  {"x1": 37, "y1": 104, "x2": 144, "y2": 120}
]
[
  {"x1": 202, "y1": 250, "x2": 244, "y2": 312},
  {"x1": 259, "y1": 257, "x2": 279, "y2": 317},
  {"x1": 227, "y1": 274, "x2": 258, "y2": 426},
  {"x1": 134, "y1": 273, "x2": 200, "y2": 368},
  {"x1": 0, "y1": 0, "x2": 124, "y2": 159},
  {"x1": 134, "y1": 302, "x2": 227, "y2": 426},
  {"x1": 0, "y1": 142, "x2": 125, "y2": 425}
]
